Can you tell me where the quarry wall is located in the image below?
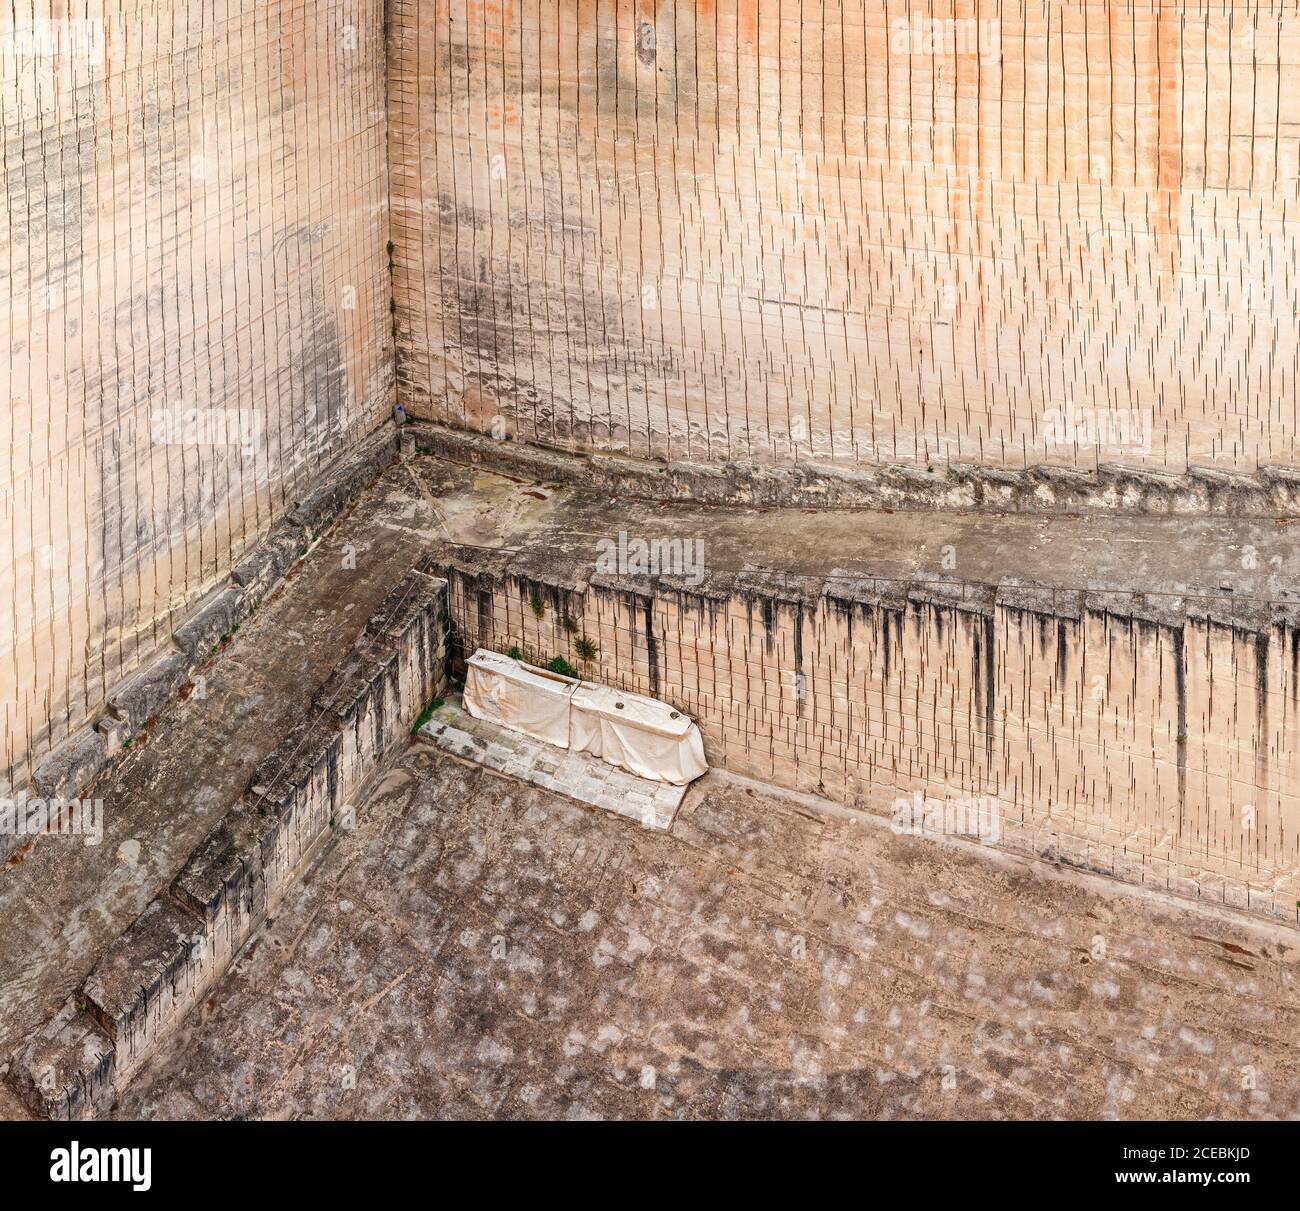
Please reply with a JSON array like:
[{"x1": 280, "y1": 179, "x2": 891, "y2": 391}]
[
  {"x1": 430, "y1": 549, "x2": 1300, "y2": 922},
  {"x1": 1, "y1": 2, "x2": 393, "y2": 794},
  {"x1": 390, "y1": 0, "x2": 1300, "y2": 474}
]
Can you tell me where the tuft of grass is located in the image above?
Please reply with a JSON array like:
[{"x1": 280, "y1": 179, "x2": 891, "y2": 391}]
[
  {"x1": 573, "y1": 636, "x2": 598, "y2": 662},
  {"x1": 411, "y1": 698, "x2": 446, "y2": 734},
  {"x1": 546, "y1": 655, "x2": 577, "y2": 678},
  {"x1": 506, "y1": 645, "x2": 523, "y2": 660},
  {"x1": 561, "y1": 614, "x2": 579, "y2": 634},
  {"x1": 529, "y1": 594, "x2": 546, "y2": 619}
]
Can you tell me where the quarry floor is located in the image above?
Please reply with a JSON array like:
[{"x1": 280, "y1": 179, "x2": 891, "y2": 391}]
[
  {"x1": 3, "y1": 449, "x2": 1297, "y2": 1119},
  {"x1": 114, "y1": 743, "x2": 1300, "y2": 1120}
]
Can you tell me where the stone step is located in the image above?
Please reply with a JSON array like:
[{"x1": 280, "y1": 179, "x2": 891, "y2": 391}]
[{"x1": 418, "y1": 700, "x2": 688, "y2": 831}]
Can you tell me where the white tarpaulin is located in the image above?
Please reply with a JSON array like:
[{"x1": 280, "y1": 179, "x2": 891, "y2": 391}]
[
  {"x1": 463, "y1": 650, "x2": 708, "y2": 785},
  {"x1": 463, "y1": 649, "x2": 577, "y2": 747},
  {"x1": 570, "y1": 682, "x2": 707, "y2": 785}
]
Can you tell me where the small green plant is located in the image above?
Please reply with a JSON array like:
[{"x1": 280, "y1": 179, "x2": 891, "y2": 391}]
[
  {"x1": 506, "y1": 645, "x2": 523, "y2": 660},
  {"x1": 573, "y1": 636, "x2": 598, "y2": 662},
  {"x1": 547, "y1": 655, "x2": 577, "y2": 678},
  {"x1": 411, "y1": 698, "x2": 445, "y2": 734},
  {"x1": 529, "y1": 594, "x2": 546, "y2": 619},
  {"x1": 561, "y1": 614, "x2": 579, "y2": 634}
]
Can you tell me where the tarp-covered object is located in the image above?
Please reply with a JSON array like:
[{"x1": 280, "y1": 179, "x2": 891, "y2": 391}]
[
  {"x1": 463, "y1": 650, "x2": 708, "y2": 785},
  {"x1": 463, "y1": 649, "x2": 576, "y2": 747},
  {"x1": 570, "y1": 683, "x2": 707, "y2": 785}
]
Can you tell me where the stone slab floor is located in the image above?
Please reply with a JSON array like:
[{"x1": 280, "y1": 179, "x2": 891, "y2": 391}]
[{"x1": 114, "y1": 741, "x2": 1300, "y2": 1121}]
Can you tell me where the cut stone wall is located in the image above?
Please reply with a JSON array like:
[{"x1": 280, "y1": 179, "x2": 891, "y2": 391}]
[
  {"x1": 430, "y1": 549, "x2": 1300, "y2": 923},
  {"x1": 7, "y1": 564, "x2": 448, "y2": 1118},
  {"x1": 390, "y1": 1, "x2": 1300, "y2": 472},
  {"x1": 1, "y1": 1, "x2": 393, "y2": 794}
]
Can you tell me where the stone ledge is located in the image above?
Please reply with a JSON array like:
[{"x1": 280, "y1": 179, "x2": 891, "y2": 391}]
[
  {"x1": 2, "y1": 422, "x2": 398, "y2": 867},
  {"x1": 6, "y1": 999, "x2": 115, "y2": 1121},
  {"x1": 82, "y1": 898, "x2": 202, "y2": 1083},
  {"x1": 29, "y1": 726, "x2": 108, "y2": 803},
  {"x1": 429, "y1": 541, "x2": 1277, "y2": 633},
  {"x1": 5, "y1": 560, "x2": 449, "y2": 1119},
  {"x1": 105, "y1": 650, "x2": 193, "y2": 735},
  {"x1": 411, "y1": 420, "x2": 1300, "y2": 518}
]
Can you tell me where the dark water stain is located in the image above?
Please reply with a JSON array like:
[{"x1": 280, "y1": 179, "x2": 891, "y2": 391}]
[
  {"x1": 971, "y1": 613, "x2": 996, "y2": 760},
  {"x1": 643, "y1": 597, "x2": 660, "y2": 696},
  {"x1": 476, "y1": 586, "x2": 494, "y2": 644},
  {"x1": 1255, "y1": 630, "x2": 1270, "y2": 788},
  {"x1": 1291, "y1": 628, "x2": 1300, "y2": 701},
  {"x1": 1173, "y1": 626, "x2": 1187, "y2": 827},
  {"x1": 792, "y1": 603, "x2": 805, "y2": 715}
]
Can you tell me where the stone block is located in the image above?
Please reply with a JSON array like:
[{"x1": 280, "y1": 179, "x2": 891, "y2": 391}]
[
  {"x1": 172, "y1": 585, "x2": 246, "y2": 661},
  {"x1": 106, "y1": 649, "x2": 192, "y2": 732},
  {"x1": 82, "y1": 897, "x2": 204, "y2": 1077},
  {"x1": 31, "y1": 725, "x2": 108, "y2": 801},
  {"x1": 173, "y1": 800, "x2": 279, "y2": 927},
  {"x1": 7, "y1": 999, "x2": 116, "y2": 1121}
]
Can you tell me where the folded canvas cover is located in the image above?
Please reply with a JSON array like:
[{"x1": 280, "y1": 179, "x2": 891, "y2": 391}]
[
  {"x1": 570, "y1": 683, "x2": 707, "y2": 785},
  {"x1": 464, "y1": 649, "x2": 707, "y2": 785},
  {"x1": 463, "y1": 649, "x2": 577, "y2": 747}
]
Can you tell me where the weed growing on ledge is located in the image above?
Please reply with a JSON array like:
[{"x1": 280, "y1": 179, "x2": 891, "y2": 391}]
[
  {"x1": 573, "y1": 636, "x2": 598, "y2": 662},
  {"x1": 411, "y1": 698, "x2": 446, "y2": 734},
  {"x1": 546, "y1": 655, "x2": 577, "y2": 678}
]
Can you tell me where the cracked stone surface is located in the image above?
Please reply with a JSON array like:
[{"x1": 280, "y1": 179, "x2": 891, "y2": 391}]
[{"x1": 113, "y1": 742, "x2": 1300, "y2": 1121}]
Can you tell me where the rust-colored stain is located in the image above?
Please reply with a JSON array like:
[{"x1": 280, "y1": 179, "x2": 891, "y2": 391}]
[
  {"x1": 1152, "y1": 5, "x2": 1184, "y2": 279},
  {"x1": 737, "y1": 0, "x2": 760, "y2": 49}
]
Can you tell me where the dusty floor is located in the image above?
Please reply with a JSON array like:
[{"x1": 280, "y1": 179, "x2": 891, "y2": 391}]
[{"x1": 115, "y1": 742, "x2": 1300, "y2": 1121}]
